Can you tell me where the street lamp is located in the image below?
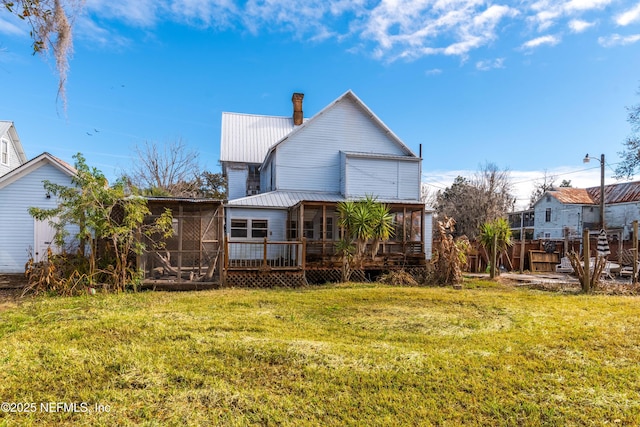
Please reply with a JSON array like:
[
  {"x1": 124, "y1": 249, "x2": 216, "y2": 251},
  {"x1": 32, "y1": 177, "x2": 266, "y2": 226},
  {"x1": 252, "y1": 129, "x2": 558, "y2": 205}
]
[{"x1": 583, "y1": 153, "x2": 605, "y2": 230}]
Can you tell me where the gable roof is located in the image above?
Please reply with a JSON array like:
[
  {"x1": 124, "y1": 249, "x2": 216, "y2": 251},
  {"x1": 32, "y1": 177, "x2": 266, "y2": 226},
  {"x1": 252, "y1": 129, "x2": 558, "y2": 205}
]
[
  {"x1": 0, "y1": 152, "x2": 76, "y2": 190},
  {"x1": 0, "y1": 121, "x2": 27, "y2": 164},
  {"x1": 262, "y1": 90, "x2": 416, "y2": 165},
  {"x1": 220, "y1": 90, "x2": 417, "y2": 167}
]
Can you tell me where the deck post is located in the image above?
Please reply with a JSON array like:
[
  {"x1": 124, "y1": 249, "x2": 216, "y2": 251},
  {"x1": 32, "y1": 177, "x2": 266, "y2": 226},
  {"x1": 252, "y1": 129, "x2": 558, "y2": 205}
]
[
  {"x1": 177, "y1": 205, "x2": 183, "y2": 282},
  {"x1": 633, "y1": 221, "x2": 638, "y2": 285},
  {"x1": 583, "y1": 228, "x2": 590, "y2": 293},
  {"x1": 301, "y1": 238, "x2": 306, "y2": 270},
  {"x1": 263, "y1": 237, "x2": 268, "y2": 269},
  {"x1": 224, "y1": 238, "x2": 229, "y2": 270}
]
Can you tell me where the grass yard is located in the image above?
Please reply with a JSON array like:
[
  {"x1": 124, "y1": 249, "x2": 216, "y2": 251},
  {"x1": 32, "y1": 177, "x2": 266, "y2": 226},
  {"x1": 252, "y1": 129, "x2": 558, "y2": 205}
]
[{"x1": 1, "y1": 280, "x2": 640, "y2": 426}]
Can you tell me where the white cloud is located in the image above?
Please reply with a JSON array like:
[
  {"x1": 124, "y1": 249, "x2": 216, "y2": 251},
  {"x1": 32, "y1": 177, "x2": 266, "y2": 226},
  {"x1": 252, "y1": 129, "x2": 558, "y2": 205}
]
[
  {"x1": 616, "y1": 3, "x2": 640, "y2": 26},
  {"x1": 528, "y1": 0, "x2": 612, "y2": 31},
  {"x1": 521, "y1": 34, "x2": 561, "y2": 50},
  {"x1": 0, "y1": 17, "x2": 25, "y2": 36},
  {"x1": 568, "y1": 19, "x2": 595, "y2": 33},
  {"x1": 75, "y1": 17, "x2": 131, "y2": 49},
  {"x1": 476, "y1": 57, "x2": 505, "y2": 71},
  {"x1": 84, "y1": 0, "x2": 164, "y2": 27},
  {"x1": 360, "y1": 1, "x2": 519, "y2": 61},
  {"x1": 425, "y1": 68, "x2": 443, "y2": 75},
  {"x1": 564, "y1": 0, "x2": 613, "y2": 12},
  {"x1": 598, "y1": 33, "x2": 640, "y2": 47},
  {"x1": 75, "y1": 0, "x2": 640, "y2": 62}
]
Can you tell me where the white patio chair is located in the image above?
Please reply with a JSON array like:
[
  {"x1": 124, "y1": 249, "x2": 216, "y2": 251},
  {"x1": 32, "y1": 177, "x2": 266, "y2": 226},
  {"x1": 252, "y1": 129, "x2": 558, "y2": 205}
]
[{"x1": 555, "y1": 257, "x2": 574, "y2": 274}]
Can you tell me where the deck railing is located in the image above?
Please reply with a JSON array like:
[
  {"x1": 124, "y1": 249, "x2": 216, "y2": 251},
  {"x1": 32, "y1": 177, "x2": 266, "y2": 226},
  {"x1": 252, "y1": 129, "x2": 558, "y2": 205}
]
[{"x1": 225, "y1": 239, "x2": 305, "y2": 270}]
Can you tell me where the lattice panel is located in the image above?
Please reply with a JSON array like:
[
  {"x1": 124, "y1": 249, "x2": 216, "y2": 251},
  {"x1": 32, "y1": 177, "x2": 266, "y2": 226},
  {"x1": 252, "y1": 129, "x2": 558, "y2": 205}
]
[
  {"x1": 225, "y1": 271, "x2": 306, "y2": 288},
  {"x1": 305, "y1": 269, "x2": 366, "y2": 284}
]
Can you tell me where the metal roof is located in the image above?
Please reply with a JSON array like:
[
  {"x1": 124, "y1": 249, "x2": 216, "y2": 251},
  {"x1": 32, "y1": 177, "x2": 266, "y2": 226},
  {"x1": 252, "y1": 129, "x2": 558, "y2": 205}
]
[
  {"x1": 587, "y1": 181, "x2": 640, "y2": 204},
  {"x1": 144, "y1": 196, "x2": 224, "y2": 203},
  {"x1": 545, "y1": 181, "x2": 640, "y2": 205},
  {"x1": 226, "y1": 190, "x2": 425, "y2": 208},
  {"x1": 220, "y1": 113, "x2": 301, "y2": 164},
  {"x1": 550, "y1": 187, "x2": 595, "y2": 204}
]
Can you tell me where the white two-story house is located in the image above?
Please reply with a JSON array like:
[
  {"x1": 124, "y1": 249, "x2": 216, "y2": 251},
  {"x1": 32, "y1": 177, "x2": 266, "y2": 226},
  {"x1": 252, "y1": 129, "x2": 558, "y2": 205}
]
[
  {"x1": 533, "y1": 182, "x2": 640, "y2": 241},
  {"x1": 220, "y1": 90, "x2": 432, "y2": 280}
]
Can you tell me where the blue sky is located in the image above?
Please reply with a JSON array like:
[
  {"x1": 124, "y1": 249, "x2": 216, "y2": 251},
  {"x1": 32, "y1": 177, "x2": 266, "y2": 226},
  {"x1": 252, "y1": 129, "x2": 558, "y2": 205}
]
[{"x1": 1, "y1": 0, "x2": 639, "y2": 208}]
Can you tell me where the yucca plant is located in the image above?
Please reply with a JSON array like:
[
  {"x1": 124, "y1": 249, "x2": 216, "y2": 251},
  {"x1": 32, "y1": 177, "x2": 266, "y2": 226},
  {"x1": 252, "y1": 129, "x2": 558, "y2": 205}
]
[
  {"x1": 479, "y1": 217, "x2": 513, "y2": 279},
  {"x1": 336, "y1": 195, "x2": 394, "y2": 281}
]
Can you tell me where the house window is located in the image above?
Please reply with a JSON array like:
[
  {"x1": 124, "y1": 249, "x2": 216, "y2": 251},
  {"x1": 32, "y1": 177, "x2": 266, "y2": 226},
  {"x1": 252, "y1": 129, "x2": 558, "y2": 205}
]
[
  {"x1": 545, "y1": 208, "x2": 551, "y2": 222},
  {"x1": 230, "y1": 219, "x2": 269, "y2": 238},
  {"x1": 230, "y1": 220, "x2": 248, "y2": 238},
  {"x1": 1, "y1": 140, "x2": 7, "y2": 165},
  {"x1": 325, "y1": 217, "x2": 334, "y2": 240},
  {"x1": 303, "y1": 220, "x2": 314, "y2": 239},
  {"x1": 247, "y1": 165, "x2": 260, "y2": 196},
  {"x1": 288, "y1": 220, "x2": 298, "y2": 240},
  {"x1": 251, "y1": 220, "x2": 268, "y2": 238}
]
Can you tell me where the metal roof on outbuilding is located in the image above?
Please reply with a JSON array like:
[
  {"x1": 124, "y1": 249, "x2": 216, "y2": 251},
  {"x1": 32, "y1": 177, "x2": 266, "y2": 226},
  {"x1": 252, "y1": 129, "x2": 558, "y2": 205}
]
[
  {"x1": 543, "y1": 181, "x2": 640, "y2": 206},
  {"x1": 587, "y1": 181, "x2": 640, "y2": 204}
]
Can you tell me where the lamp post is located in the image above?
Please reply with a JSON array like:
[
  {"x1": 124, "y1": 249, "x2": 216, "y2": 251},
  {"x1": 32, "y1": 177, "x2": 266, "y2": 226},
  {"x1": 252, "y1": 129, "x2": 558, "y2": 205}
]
[{"x1": 583, "y1": 153, "x2": 605, "y2": 231}]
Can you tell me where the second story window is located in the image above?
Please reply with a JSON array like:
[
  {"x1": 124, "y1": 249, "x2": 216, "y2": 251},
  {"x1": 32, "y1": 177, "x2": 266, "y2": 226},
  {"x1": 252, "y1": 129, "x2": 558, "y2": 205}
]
[
  {"x1": 1, "y1": 140, "x2": 8, "y2": 165},
  {"x1": 247, "y1": 165, "x2": 260, "y2": 196},
  {"x1": 545, "y1": 208, "x2": 551, "y2": 222}
]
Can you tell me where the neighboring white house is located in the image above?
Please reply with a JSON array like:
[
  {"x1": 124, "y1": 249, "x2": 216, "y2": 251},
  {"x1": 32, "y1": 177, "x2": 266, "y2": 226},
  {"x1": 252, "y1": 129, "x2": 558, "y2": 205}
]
[
  {"x1": 532, "y1": 182, "x2": 640, "y2": 240},
  {"x1": 0, "y1": 152, "x2": 76, "y2": 273},
  {"x1": 220, "y1": 90, "x2": 432, "y2": 273},
  {"x1": 0, "y1": 121, "x2": 27, "y2": 178}
]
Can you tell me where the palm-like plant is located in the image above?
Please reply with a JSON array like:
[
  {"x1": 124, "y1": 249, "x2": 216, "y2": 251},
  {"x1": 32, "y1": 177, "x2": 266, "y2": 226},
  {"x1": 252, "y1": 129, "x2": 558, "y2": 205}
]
[
  {"x1": 479, "y1": 217, "x2": 513, "y2": 279},
  {"x1": 336, "y1": 195, "x2": 394, "y2": 280}
]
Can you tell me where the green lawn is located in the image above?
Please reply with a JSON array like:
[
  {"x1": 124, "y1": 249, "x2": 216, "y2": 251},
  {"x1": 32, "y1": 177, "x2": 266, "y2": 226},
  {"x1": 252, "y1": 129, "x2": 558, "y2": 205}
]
[{"x1": 1, "y1": 281, "x2": 639, "y2": 426}]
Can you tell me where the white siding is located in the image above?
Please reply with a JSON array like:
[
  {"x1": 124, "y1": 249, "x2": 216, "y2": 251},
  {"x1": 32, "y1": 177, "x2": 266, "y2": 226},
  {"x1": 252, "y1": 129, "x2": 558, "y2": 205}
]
[
  {"x1": 226, "y1": 207, "x2": 288, "y2": 260},
  {"x1": 344, "y1": 156, "x2": 420, "y2": 200},
  {"x1": 261, "y1": 155, "x2": 275, "y2": 193},
  {"x1": 227, "y1": 167, "x2": 248, "y2": 200},
  {"x1": 0, "y1": 136, "x2": 23, "y2": 177},
  {"x1": 534, "y1": 197, "x2": 582, "y2": 239},
  {"x1": 605, "y1": 202, "x2": 640, "y2": 239},
  {"x1": 275, "y1": 99, "x2": 410, "y2": 193},
  {"x1": 226, "y1": 208, "x2": 287, "y2": 240},
  {"x1": 424, "y1": 212, "x2": 433, "y2": 260},
  {"x1": 0, "y1": 163, "x2": 74, "y2": 273}
]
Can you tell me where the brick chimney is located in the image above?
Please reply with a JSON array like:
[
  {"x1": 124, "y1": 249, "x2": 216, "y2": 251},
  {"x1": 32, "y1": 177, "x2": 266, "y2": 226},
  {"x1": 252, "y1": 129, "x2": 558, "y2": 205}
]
[{"x1": 292, "y1": 93, "x2": 304, "y2": 126}]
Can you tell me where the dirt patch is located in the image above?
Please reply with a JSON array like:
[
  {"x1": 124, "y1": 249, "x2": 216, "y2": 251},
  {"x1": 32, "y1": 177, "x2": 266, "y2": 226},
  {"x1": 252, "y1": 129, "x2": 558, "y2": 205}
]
[{"x1": 0, "y1": 288, "x2": 22, "y2": 311}]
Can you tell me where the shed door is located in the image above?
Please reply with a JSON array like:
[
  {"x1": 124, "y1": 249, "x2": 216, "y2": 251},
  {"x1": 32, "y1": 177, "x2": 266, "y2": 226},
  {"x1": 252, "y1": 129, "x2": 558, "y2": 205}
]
[{"x1": 34, "y1": 219, "x2": 59, "y2": 262}]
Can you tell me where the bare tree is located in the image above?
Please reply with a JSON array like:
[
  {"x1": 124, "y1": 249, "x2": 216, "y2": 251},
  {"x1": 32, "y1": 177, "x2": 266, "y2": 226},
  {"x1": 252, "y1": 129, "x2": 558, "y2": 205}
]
[
  {"x1": 615, "y1": 87, "x2": 640, "y2": 179},
  {"x1": 529, "y1": 170, "x2": 557, "y2": 208},
  {"x1": 420, "y1": 183, "x2": 437, "y2": 209},
  {"x1": 2, "y1": 0, "x2": 83, "y2": 108},
  {"x1": 126, "y1": 139, "x2": 201, "y2": 197},
  {"x1": 126, "y1": 139, "x2": 227, "y2": 198},
  {"x1": 435, "y1": 163, "x2": 515, "y2": 240}
]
